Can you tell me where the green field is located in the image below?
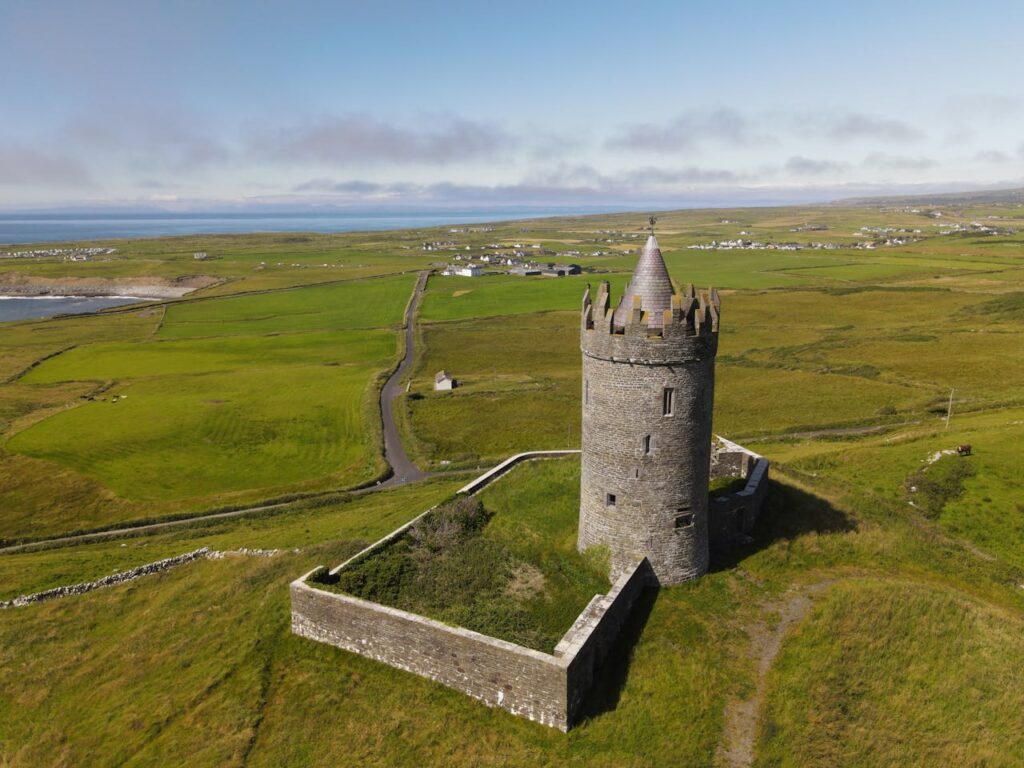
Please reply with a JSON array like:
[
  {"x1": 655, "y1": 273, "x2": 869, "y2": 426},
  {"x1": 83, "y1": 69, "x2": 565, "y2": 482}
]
[
  {"x1": 1, "y1": 201, "x2": 1024, "y2": 766},
  {"x1": 158, "y1": 273, "x2": 416, "y2": 338},
  {"x1": 0, "y1": 274, "x2": 416, "y2": 541},
  {"x1": 758, "y1": 580, "x2": 1024, "y2": 767}
]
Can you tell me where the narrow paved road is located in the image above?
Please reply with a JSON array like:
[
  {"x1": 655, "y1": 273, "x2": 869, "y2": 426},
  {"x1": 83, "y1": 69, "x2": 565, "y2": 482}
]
[
  {"x1": 375, "y1": 271, "x2": 429, "y2": 487},
  {"x1": 0, "y1": 272, "x2": 433, "y2": 555}
]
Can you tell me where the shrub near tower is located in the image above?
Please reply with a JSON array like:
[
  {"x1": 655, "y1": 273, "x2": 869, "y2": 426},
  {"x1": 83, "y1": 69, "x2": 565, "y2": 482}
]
[{"x1": 578, "y1": 232, "x2": 720, "y2": 584}]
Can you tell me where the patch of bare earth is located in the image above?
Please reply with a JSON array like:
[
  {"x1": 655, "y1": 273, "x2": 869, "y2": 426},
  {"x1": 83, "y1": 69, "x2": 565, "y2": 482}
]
[{"x1": 504, "y1": 562, "x2": 547, "y2": 600}]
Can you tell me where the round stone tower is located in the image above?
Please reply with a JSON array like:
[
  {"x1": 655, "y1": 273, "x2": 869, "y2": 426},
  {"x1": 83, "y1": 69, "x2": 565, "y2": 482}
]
[{"x1": 578, "y1": 233, "x2": 720, "y2": 585}]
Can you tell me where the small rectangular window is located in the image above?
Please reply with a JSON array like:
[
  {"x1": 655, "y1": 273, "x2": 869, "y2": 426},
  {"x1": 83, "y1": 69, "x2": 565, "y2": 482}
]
[
  {"x1": 642, "y1": 435, "x2": 652, "y2": 455},
  {"x1": 663, "y1": 387, "x2": 674, "y2": 416},
  {"x1": 584, "y1": 378, "x2": 589, "y2": 405},
  {"x1": 606, "y1": 493, "x2": 617, "y2": 507},
  {"x1": 674, "y1": 512, "x2": 694, "y2": 529}
]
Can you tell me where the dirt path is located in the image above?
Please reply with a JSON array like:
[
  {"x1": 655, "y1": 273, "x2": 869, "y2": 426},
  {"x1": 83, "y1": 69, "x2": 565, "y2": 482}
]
[{"x1": 715, "y1": 580, "x2": 835, "y2": 768}]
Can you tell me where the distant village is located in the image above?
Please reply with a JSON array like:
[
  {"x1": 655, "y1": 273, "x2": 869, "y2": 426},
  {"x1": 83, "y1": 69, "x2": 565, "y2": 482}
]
[
  {"x1": 687, "y1": 219, "x2": 1016, "y2": 252},
  {"x1": 423, "y1": 240, "x2": 585, "y2": 278},
  {"x1": 686, "y1": 235, "x2": 921, "y2": 252},
  {"x1": 0, "y1": 246, "x2": 116, "y2": 261}
]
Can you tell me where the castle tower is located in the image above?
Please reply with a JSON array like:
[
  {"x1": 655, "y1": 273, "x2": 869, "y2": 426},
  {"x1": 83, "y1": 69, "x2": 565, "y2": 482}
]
[{"x1": 578, "y1": 231, "x2": 720, "y2": 584}]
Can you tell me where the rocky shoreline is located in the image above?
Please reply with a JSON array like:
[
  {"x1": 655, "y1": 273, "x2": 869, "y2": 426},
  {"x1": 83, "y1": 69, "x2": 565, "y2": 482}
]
[{"x1": 0, "y1": 274, "x2": 219, "y2": 299}]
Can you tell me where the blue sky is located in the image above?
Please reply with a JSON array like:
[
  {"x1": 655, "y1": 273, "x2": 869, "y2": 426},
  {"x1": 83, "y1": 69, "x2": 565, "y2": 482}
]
[{"x1": 2, "y1": 0, "x2": 1023, "y2": 210}]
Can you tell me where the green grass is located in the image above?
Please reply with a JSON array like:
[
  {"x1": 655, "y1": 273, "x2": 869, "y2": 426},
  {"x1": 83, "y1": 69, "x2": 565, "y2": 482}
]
[
  {"x1": 0, "y1": 477, "x2": 466, "y2": 601},
  {"x1": 2, "y1": 202, "x2": 1024, "y2": 765},
  {"x1": 404, "y1": 312, "x2": 578, "y2": 467},
  {"x1": 326, "y1": 458, "x2": 609, "y2": 651},
  {"x1": 760, "y1": 406, "x2": 1024, "y2": 571},
  {"x1": 0, "y1": 307, "x2": 162, "y2": 380},
  {"x1": 21, "y1": 329, "x2": 396, "y2": 382},
  {"x1": 420, "y1": 274, "x2": 630, "y2": 323},
  {"x1": 10, "y1": 363, "x2": 385, "y2": 500},
  {"x1": 158, "y1": 272, "x2": 416, "y2": 338},
  {"x1": 1, "y1": 277, "x2": 417, "y2": 539},
  {"x1": 903, "y1": 454, "x2": 976, "y2": 518},
  {"x1": 757, "y1": 580, "x2": 1024, "y2": 767}
]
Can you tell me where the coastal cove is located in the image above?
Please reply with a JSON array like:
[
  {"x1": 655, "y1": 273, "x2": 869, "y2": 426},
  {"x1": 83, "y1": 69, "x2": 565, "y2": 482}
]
[{"x1": 0, "y1": 296, "x2": 149, "y2": 323}]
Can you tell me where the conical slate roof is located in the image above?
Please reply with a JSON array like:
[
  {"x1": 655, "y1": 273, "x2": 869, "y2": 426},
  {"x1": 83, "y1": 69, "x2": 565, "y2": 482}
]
[{"x1": 613, "y1": 234, "x2": 674, "y2": 328}]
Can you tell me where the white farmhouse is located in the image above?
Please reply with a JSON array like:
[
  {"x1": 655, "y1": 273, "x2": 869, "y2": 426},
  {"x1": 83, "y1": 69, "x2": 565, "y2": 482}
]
[{"x1": 434, "y1": 371, "x2": 457, "y2": 391}]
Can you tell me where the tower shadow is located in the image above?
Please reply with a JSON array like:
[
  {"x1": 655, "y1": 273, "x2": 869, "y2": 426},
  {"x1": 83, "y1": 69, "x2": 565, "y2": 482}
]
[
  {"x1": 710, "y1": 480, "x2": 857, "y2": 572},
  {"x1": 574, "y1": 585, "x2": 659, "y2": 723}
]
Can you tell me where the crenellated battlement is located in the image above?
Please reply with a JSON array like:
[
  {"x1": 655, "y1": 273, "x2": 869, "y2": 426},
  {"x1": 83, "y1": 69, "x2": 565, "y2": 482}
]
[{"x1": 581, "y1": 281, "x2": 720, "y2": 364}]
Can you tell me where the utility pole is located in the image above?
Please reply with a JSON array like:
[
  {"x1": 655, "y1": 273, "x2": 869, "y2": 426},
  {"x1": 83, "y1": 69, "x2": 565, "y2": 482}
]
[{"x1": 945, "y1": 388, "x2": 954, "y2": 430}]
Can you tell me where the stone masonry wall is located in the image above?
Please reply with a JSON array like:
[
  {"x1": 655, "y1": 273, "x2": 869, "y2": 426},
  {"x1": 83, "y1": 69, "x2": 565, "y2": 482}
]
[
  {"x1": 291, "y1": 444, "x2": 765, "y2": 731},
  {"x1": 291, "y1": 573, "x2": 570, "y2": 729},
  {"x1": 291, "y1": 558, "x2": 653, "y2": 731},
  {"x1": 578, "y1": 281, "x2": 719, "y2": 586},
  {"x1": 579, "y1": 353, "x2": 715, "y2": 584},
  {"x1": 560, "y1": 558, "x2": 653, "y2": 718},
  {"x1": 708, "y1": 438, "x2": 770, "y2": 550}
]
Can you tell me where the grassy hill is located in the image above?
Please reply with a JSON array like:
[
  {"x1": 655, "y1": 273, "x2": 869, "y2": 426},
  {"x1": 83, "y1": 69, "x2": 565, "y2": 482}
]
[{"x1": 1, "y1": 200, "x2": 1022, "y2": 765}]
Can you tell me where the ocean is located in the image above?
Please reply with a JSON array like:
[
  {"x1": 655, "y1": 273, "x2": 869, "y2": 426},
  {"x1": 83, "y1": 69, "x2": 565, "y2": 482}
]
[
  {"x1": 0, "y1": 208, "x2": 616, "y2": 322},
  {"x1": 0, "y1": 210, "x2": 602, "y2": 245},
  {"x1": 0, "y1": 296, "x2": 148, "y2": 323}
]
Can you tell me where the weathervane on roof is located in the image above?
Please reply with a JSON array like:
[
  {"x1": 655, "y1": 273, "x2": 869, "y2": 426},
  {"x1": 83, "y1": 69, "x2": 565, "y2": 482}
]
[{"x1": 648, "y1": 215, "x2": 657, "y2": 236}]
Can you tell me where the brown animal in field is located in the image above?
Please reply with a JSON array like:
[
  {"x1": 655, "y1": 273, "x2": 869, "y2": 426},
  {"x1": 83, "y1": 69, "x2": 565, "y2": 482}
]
[{"x1": 956, "y1": 444, "x2": 972, "y2": 456}]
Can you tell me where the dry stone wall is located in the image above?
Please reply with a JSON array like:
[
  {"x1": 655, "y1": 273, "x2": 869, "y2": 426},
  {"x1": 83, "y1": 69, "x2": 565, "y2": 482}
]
[
  {"x1": 1, "y1": 548, "x2": 212, "y2": 609},
  {"x1": 1, "y1": 547, "x2": 281, "y2": 609}
]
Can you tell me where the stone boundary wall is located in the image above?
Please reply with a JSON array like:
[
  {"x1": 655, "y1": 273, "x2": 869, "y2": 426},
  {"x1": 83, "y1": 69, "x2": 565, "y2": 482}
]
[
  {"x1": 456, "y1": 449, "x2": 581, "y2": 495},
  {"x1": 1, "y1": 547, "x2": 281, "y2": 609},
  {"x1": 292, "y1": 443, "x2": 765, "y2": 729},
  {"x1": 559, "y1": 558, "x2": 653, "y2": 717},
  {"x1": 292, "y1": 557, "x2": 651, "y2": 731},
  {"x1": 1, "y1": 548, "x2": 213, "y2": 609},
  {"x1": 293, "y1": 450, "x2": 654, "y2": 730},
  {"x1": 709, "y1": 436, "x2": 770, "y2": 547},
  {"x1": 325, "y1": 451, "x2": 579, "y2": 578}
]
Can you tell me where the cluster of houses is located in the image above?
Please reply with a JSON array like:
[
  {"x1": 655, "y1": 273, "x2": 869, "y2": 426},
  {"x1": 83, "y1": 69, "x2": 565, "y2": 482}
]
[
  {"x1": 939, "y1": 221, "x2": 1017, "y2": 236},
  {"x1": 687, "y1": 239, "x2": 841, "y2": 252},
  {"x1": 0, "y1": 246, "x2": 115, "y2": 261},
  {"x1": 688, "y1": 235, "x2": 921, "y2": 252},
  {"x1": 858, "y1": 226, "x2": 922, "y2": 235},
  {"x1": 588, "y1": 231, "x2": 643, "y2": 245},
  {"x1": 441, "y1": 259, "x2": 582, "y2": 278},
  {"x1": 421, "y1": 240, "x2": 457, "y2": 251}
]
